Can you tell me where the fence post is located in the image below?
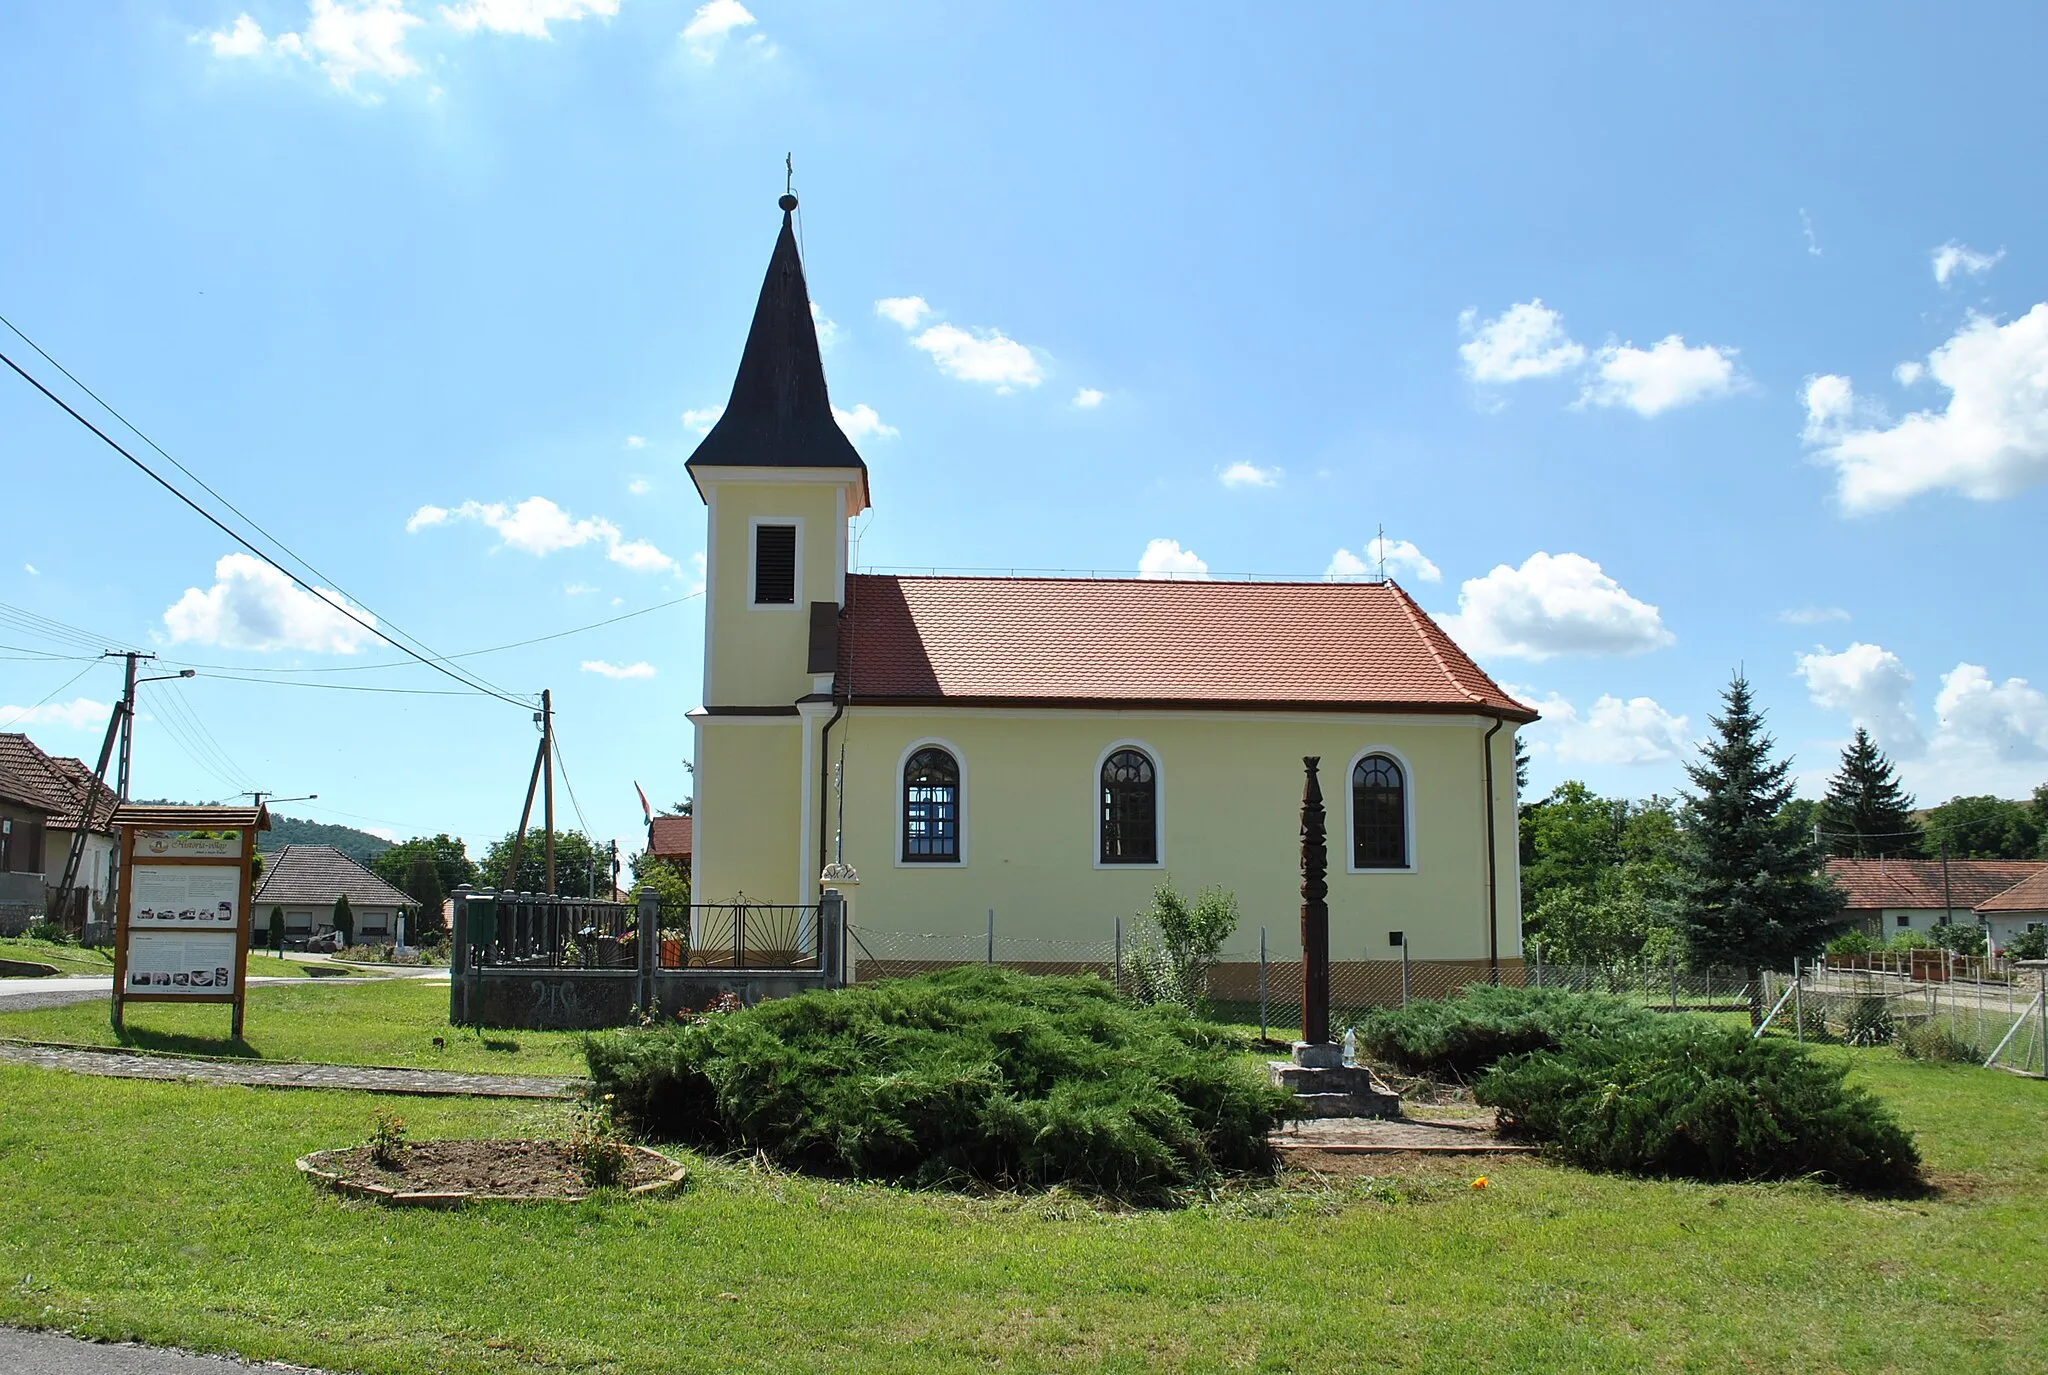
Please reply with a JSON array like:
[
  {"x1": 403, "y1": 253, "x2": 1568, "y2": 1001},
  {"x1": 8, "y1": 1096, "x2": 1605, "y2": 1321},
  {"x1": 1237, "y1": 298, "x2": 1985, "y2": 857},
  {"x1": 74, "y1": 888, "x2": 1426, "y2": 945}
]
[
  {"x1": 1399, "y1": 932, "x2": 1411, "y2": 1009},
  {"x1": 449, "y1": 885, "x2": 470, "y2": 1026},
  {"x1": 987, "y1": 908, "x2": 995, "y2": 966},
  {"x1": 1114, "y1": 916, "x2": 1123, "y2": 995},
  {"x1": 1670, "y1": 955, "x2": 1679, "y2": 1012},
  {"x1": 819, "y1": 889, "x2": 845, "y2": 988},
  {"x1": 734, "y1": 896, "x2": 746, "y2": 969},
  {"x1": 637, "y1": 887, "x2": 659, "y2": 1014},
  {"x1": 1793, "y1": 958, "x2": 1805, "y2": 1043},
  {"x1": 1258, "y1": 926, "x2": 1268, "y2": 1043},
  {"x1": 1531, "y1": 940, "x2": 1542, "y2": 989}
]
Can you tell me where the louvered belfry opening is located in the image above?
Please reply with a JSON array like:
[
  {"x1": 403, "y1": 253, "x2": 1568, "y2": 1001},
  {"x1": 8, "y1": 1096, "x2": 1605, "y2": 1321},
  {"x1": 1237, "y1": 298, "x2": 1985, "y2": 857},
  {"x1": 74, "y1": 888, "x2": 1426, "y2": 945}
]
[{"x1": 753, "y1": 524, "x2": 797, "y2": 604}]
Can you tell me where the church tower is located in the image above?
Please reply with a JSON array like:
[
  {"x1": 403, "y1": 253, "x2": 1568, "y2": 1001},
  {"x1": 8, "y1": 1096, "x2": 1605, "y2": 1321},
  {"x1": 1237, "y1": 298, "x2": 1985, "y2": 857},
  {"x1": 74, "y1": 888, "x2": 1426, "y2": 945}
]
[{"x1": 685, "y1": 193, "x2": 869, "y2": 905}]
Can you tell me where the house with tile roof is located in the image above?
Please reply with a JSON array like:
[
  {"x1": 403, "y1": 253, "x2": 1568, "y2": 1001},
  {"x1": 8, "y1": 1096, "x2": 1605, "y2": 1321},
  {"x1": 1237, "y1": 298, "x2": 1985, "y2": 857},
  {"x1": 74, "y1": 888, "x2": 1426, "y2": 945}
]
[
  {"x1": 0, "y1": 733, "x2": 121, "y2": 928},
  {"x1": 682, "y1": 195, "x2": 1536, "y2": 973},
  {"x1": 647, "y1": 815, "x2": 692, "y2": 873},
  {"x1": 254, "y1": 844, "x2": 418, "y2": 942},
  {"x1": 1825, "y1": 857, "x2": 2048, "y2": 952}
]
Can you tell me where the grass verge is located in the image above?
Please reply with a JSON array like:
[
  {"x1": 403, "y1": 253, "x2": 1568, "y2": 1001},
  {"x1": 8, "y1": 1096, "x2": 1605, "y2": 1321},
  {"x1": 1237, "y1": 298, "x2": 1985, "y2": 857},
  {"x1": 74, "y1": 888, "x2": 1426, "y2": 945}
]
[
  {"x1": 0, "y1": 1046, "x2": 2043, "y2": 1373},
  {"x1": 0, "y1": 976, "x2": 587, "y2": 1076}
]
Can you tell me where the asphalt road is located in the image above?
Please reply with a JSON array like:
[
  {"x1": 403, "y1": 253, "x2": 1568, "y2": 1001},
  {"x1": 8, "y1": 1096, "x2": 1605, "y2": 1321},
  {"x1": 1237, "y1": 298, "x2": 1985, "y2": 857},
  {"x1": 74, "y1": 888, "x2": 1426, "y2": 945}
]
[{"x1": 0, "y1": 1328, "x2": 330, "y2": 1374}]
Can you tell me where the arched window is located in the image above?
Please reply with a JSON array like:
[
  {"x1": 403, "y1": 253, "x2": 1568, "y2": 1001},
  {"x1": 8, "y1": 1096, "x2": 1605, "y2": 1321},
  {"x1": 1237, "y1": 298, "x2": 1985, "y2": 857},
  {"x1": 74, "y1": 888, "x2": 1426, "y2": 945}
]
[
  {"x1": 1352, "y1": 754, "x2": 1407, "y2": 869},
  {"x1": 1100, "y1": 748, "x2": 1158, "y2": 864},
  {"x1": 902, "y1": 747, "x2": 961, "y2": 862}
]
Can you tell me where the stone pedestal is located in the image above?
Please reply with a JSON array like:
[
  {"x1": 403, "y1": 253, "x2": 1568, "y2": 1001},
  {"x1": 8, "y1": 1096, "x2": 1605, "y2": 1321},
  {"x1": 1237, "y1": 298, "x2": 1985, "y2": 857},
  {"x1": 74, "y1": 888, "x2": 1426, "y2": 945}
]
[{"x1": 1268, "y1": 1042, "x2": 1402, "y2": 1119}]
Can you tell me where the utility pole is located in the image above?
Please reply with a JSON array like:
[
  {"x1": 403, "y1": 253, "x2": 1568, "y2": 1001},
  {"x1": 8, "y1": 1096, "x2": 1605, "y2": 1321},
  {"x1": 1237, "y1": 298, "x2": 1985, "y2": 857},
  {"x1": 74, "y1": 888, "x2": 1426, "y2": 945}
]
[
  {"x1": 542, "y1": 689, "x2": 556, "y2": 897},
  {"x1": 110, "y1": 651, "x2": 152, "y2": 802},
  {"x1": 508, "y1": 690, "x2": 556, "y2": 896},
  {"x1": 63, "y1": 655, "x2": 193, "y2": 907}
]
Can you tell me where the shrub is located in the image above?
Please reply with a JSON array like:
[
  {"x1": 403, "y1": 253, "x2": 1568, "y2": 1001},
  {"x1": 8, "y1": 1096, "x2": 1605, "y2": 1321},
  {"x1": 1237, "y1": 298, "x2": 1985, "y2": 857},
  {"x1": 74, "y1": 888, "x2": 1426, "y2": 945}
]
[
  {"x1": 1127, "y1": 882, "x2": 1240, "y2": 1012},
  {"x1": 1476, "y1": 1021, "x2": 1921, "y2": 1192},
  {"x1": 267, "y1": 908, "x2": 284, "y2": 953},
  {"x1": 585, "y1": 966, "x2": 1289, "y2": 1203},
  {"x1": 333, "y1": 895, "x2": 354, "y2": 948},
  {"x1": 1837, "y1": 995, "x2": 1895, "y2": 1047},
  {"x1": 2005, "y1": 927, "x2": 2048, "y2": 961},
  {"x1": 368, "y1": 1110, "x2": 408, "y2": 1168},
  {"x1": 1897, "y1": 1022, "x2": 1981, "y2": 1063},
  {"x1": 1826, "y1": 929, "x2": 1874, "y2": 957},
  {"x1": 24, "y1": 919, "x2": 72, "y2": 945},
  {"x1": 1354, "y1": 984, "x2": 1658, "y2": 1080},
  {"x1": 1929, "y1": 922, "x2": 1987, "y2": 957}
]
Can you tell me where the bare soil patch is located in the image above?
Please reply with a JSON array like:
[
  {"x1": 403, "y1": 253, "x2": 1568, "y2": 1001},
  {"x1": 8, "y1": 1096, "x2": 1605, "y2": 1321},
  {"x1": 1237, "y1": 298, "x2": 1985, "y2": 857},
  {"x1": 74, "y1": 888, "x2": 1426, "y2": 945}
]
[{"x1": 298, "y1": 1139, "x2": 684, "y2": 1204}]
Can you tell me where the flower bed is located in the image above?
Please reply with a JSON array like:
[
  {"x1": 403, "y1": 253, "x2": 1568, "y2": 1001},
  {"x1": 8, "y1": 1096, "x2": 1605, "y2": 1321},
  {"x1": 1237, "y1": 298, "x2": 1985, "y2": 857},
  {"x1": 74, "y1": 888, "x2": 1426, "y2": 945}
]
[{"x1": 297, "y1": 1139, "x2": 684, "y2": 1205}]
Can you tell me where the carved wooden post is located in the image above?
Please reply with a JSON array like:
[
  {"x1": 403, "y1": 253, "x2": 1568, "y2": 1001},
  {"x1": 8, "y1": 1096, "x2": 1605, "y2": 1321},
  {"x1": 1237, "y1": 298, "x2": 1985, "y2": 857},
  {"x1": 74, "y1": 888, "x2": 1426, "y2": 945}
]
[{"x1": 1300, "y1": 755, "x2": 1331, "y2": 1048}]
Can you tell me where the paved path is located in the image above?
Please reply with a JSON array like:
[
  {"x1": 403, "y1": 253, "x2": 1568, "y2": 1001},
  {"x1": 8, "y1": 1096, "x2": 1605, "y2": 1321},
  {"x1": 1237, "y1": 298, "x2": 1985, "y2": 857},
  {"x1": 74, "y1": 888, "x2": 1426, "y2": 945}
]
[
  {"x1": 0, "y1": 967, "x2": 445, "y2": 1014},
  {"x1": 0, "y1": 1328, "x2": 329, "y2": 1374},
  {"x1": 0, "y1": 1041, "x2": 580, "y2": 1099},
  {"x1": 1272, "y1": 1112, "x2": 1536, "y2": 1155}
]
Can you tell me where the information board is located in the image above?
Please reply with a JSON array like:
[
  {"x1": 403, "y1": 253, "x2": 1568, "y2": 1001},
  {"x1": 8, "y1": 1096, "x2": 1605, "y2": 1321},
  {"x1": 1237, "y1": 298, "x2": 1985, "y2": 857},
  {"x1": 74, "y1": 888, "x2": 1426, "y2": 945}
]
[
  {"x1": 129, "y1": 865, "x2": 242, "y2": 928},
  {"x1": 111, "y1": 807, "x2": 265, "y2": 1037}
]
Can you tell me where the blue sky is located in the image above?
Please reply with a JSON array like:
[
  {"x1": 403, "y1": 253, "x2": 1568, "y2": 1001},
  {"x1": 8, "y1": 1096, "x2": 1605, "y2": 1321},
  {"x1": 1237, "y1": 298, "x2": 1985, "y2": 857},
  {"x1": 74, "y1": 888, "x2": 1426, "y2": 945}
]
[{"x1": 3, "y1": 2, "x2": 2045, "y2": 864}]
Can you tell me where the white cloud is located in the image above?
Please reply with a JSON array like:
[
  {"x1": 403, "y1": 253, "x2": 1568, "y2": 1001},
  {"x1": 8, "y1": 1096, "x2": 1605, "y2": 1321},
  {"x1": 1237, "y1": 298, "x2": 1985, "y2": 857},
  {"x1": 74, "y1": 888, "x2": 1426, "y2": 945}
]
[
  {"x1": 682, "y1": 0, "x2": 755, "y2": 58},
  {"x1": 1933, "y1": 663, "x2": 2048, "y2": 764},
  {"x1": 832, "y1": 403, "x2": 898, "y2": 444},
  {"x1": 1325, "y1": 549, "x2": 1371, "y2": 580},
  {"x1": 580, "y1": 659, "x2": 657, "y2": 680},
  {"x1": 1802, "y1": 305, "x2": 2048, "y2": 512},
  {"x1": 440, "y1": 0, "x2": 618, "y2": 37},
  {"x1": 1073, "y1": 387, "x2": 1104, "y2": 409},
  {"x1": 874, "y1": 296, "x2": 931, "y2": 329},
  {"x1": 1932, "y1": 242, "x2": 2003, "y2": 286},
  {"x1": 1458, "y1": 300, "x2": 1585, "y2": 384},
  {"x1": 1370, "y1": 535, "x2": 1441, "y2": 583},
  {"x1": 413, "y1": 496, "x2": 681, "y2": 575},
  {"x1": 1894, "y1": 361, "x2": 1924, "y2": 387},
  {"x1": 564, "y1": 582, "x2": 598, "y2": 596},
  {"x1": 811, "y1": 302, "x2": 840, "y2": 351},
  {"x1": 911, "y1": 323, "x2": 1043, "y2": 391},
  {"x1": 0, "y1": 697, "x2": 113, "y2": 731},
  {"x1": 687, "y1": 550, "x2": 707, "y2": 596},
  {"x1": 1778, "y1": 606, "x2": 1851, "y2": 625},
  {"x1": 201, "y1": 13, "x2": 271, "y2": 56},
  {"x1": 23, "y1": 563, "x2": 38, "y2": 576},
  {"x1": 1218, "y1": 462, "x2": 1281, "y2": 489},
  {"x1": 1796, "y1": 642, "x2": 1925, "y2": 755},
  {"x1": 1579, "y1": 336, "x2": 1742, "y2": 416},
  {"x1": 682, "y1": 405, "x2": 724, "y2": 435},
  {"x1": 1800, "y1": 209, "x2": 1822, "y2": 258},
  {"x1": 290, "y1": 0, "x2": 425, "y2": 89},
  {"x1": 1441, "y1": 552, "x2": 1673, "y2": 661},
  {"x1": 624, "y1": 434, "x2": 646, "y2": 449},
  {"x1": 1138, "y1": 539, "x2": 1209, "y2": 579},
  {"x1": 627, "y1": 477, "x2": 650, "y2": 495},
  {"x1": 1528, "y1": 693, "x2": 1693, "y2": 766},
  {"x1": 163, "y1": 553, "x2": 378, "y2": 654}
]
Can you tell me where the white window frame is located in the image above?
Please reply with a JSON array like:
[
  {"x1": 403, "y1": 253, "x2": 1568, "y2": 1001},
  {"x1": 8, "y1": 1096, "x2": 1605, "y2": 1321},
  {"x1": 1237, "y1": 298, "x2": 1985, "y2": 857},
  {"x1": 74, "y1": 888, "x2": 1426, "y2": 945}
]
[
  {"x1": 747, "y1": 515, "x2": 805, "y2": 610},
  {"x1": 1344, "y1": 745, "x2": 1417, "y2": 875},
  {"x1": 895, "y1": 737, "x2": 968, "y2": 868},
  {"x1": 1093, "y1": 739, "x2": 1165, "y2": 870}
]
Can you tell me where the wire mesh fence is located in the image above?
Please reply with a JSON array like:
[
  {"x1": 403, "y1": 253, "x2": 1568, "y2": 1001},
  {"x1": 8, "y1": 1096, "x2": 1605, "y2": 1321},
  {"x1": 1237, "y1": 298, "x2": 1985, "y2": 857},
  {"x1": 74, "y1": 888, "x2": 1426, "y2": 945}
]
[{"x1": 1760, "y1": 964, "x2": 2048, "y2": 1075}]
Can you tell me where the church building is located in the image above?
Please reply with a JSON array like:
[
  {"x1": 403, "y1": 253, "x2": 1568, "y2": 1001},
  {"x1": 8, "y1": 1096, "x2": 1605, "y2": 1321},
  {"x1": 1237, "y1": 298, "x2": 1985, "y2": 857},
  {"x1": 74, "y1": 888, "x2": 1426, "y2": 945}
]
[{"x1": 685, "y1": 195, "x2": 1537, "y2": 973}]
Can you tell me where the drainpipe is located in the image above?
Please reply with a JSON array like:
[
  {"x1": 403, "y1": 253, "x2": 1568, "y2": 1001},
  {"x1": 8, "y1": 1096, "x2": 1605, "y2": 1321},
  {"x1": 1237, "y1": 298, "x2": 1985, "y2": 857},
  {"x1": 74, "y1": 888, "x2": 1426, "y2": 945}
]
[
  {"x1": 817, "y1": 693, "x2": 845, "y2": 876},
  {"x1": 1482, "y1": 717, "x2": 1503, "y2": 985}
]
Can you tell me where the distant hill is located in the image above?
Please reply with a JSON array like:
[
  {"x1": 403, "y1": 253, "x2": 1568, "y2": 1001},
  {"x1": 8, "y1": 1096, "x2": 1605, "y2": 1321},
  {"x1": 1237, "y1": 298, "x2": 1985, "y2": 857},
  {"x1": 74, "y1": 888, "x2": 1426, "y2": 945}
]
[{"x1": 257, "y1": 814, "x2": 392, "y2": 865}]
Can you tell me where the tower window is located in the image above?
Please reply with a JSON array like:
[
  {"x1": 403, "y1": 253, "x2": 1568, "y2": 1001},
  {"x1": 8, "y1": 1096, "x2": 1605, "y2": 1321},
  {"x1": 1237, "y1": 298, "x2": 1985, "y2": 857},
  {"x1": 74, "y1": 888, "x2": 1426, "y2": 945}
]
[
  {"x1": 1100, "y1": 748, "x2": 1158, "y2": 864},
  {"x1": 753, "y1": 524, "x2": 797, "y2": 605},
  {"x1": 1351, "y1": 754, "x2": 1407, "y2": 869},
  {"x1": 902, "y1": 747, "x2": 961, "y2": 862}
]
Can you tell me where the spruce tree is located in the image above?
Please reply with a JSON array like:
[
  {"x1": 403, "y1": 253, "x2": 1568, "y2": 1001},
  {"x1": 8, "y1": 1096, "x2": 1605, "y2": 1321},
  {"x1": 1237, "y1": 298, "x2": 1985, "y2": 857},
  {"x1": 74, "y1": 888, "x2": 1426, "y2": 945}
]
[
  {"x1": 1678, "y1": 673, "x2": 1846, "y2": 1022},
  {"x1": 1816, "y1": 727, "x2": 1923, "y2": 857}
]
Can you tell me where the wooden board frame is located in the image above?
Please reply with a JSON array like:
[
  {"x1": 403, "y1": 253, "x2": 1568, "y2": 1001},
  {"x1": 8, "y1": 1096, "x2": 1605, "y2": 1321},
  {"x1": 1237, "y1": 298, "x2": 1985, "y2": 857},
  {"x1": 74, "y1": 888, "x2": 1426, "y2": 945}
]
[{"x1": 110, "y1": 808, "x2": 266, "y2": 1039}]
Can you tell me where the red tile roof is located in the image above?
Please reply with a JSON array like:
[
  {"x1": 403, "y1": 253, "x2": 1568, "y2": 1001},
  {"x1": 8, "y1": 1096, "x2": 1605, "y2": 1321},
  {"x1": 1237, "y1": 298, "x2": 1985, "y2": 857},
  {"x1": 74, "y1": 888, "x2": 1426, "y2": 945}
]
[
  {"x1": 1825, "y1": 858, "x2": 2046, "y2": 912},
  {"x1": 648, "y1": 815, "x2": 693, "y2": 860},
  {"x1": 1977, "y1": 867, "x2": 2048, "y2": 914},
  {"x1": 0, "y1": 734, "x2": 118, "y2": 831},
  {"x1": 837, "y1": 575, "x2": 1535, "y2": 719}
]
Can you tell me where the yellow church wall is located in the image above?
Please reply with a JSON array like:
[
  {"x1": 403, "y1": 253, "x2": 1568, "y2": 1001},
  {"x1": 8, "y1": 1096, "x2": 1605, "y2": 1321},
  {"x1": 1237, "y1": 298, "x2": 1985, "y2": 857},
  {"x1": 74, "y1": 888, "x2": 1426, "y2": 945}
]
[
  {"x1": 692, "y1": 718, "x2": 807, "y2": 906},
  {"x1": 701, "y1": 480, "x2": 849, "y2": 707},
  {"x1": 826, "y1": 708, "x2": 1521, "y2": 963}
]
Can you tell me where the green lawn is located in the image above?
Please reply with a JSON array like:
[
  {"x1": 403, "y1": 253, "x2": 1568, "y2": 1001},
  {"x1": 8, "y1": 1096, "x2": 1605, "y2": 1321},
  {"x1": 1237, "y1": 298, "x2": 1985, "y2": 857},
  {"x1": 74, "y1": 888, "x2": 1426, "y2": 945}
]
[
  {"x1": 0, "y1": 975, "x2": 588, "y2": 1077},
  {"x1": 0, "y1": 936, "x2": 350, "y2": 982},
  {"x1": 0, "y1": 1048, "x2": 2043, "y2": 1372}
]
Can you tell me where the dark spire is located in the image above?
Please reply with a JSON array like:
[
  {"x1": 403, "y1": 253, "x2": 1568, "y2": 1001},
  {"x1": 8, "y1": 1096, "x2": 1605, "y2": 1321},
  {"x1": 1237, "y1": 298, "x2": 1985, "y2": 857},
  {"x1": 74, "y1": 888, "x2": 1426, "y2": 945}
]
[{"x1": 685, "y1": 193, "x2": 866, "y2": 477}]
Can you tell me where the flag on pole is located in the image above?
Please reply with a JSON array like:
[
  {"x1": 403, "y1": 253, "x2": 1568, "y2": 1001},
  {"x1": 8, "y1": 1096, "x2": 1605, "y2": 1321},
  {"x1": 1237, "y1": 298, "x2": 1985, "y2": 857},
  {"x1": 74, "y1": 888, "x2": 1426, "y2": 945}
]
[{"x1": 634, "y1": 781, "x2": 652, "y2": 825}]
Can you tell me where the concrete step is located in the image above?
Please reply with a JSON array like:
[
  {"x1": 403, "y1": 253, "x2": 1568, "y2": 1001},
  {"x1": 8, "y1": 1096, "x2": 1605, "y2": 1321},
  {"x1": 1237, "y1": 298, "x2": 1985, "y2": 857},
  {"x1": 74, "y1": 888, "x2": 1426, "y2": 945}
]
[{"x1": 1267, "y1": 1060, "x2": 1402, "y2": 1119}]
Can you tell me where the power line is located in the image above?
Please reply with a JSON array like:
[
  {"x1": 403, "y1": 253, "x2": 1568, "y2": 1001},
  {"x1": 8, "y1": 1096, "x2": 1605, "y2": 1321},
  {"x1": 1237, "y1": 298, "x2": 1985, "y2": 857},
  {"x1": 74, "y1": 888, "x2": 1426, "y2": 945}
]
[
  {"x1": 0, "y1": 339, "x2": 533, "y2": 709},
  {"x1": 0, "y1": 662, "x2": 105, "y2": 730},
  {"x1": 157, "y1": 590, "x2": 704, "y2": 677},
  {"x1": 191, "y1": 673, "x2": 495, "y2": 697}
]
